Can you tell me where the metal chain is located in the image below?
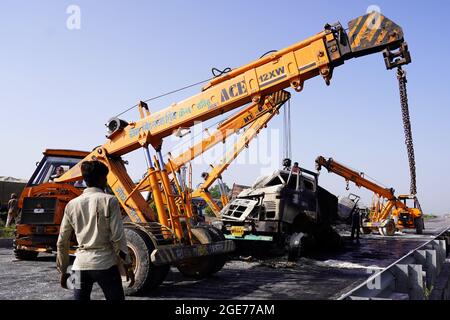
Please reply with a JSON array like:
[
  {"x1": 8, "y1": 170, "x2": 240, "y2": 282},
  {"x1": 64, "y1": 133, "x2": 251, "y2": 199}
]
[{"x1": 397, "y1": 66, "x2": 417, "y2": 195}]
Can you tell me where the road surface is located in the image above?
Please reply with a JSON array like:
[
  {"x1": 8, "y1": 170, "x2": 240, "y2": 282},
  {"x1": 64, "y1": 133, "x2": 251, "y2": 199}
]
[{"x1": 0, "y1": 216, "x2": 449, "y2": 300}]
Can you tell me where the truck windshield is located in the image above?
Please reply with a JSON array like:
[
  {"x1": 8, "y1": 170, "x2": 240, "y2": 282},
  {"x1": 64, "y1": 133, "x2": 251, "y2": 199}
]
[{"x1": 28, "y1": 156, "x2": 82, "y2": 186}]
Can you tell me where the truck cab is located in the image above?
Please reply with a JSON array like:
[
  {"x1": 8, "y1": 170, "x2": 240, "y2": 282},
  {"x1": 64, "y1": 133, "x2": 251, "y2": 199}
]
[
  {"x1": 14, "y1": 149, "x2": 89, "y2": 260},
  {"x1": 394, "y1": 194, "x2": 424, "y2": 234},
  {"x1": 218, "y1": 165, "x2": 340, "y2": 258}
]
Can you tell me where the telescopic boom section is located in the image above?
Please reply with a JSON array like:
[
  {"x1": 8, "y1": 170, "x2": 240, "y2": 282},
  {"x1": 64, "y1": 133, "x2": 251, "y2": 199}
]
[
  {"x1": 315, "y1": 156, "x2": 408, "y2": 211},
  {"x1": 315, "y1": 156, "x2": 396, "y2": 201},
  {"x1": 95, "y1": 12, "x2": 410, "y2": 157}
]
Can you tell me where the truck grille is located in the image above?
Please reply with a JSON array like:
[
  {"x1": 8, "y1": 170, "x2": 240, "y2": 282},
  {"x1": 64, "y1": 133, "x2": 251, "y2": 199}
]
[
  {"x1": 264, "y1": 201, "x2": 276, "y2": 212},
  {"x1": 21, "y1": 197, "x2": 57, "y2": 225}
]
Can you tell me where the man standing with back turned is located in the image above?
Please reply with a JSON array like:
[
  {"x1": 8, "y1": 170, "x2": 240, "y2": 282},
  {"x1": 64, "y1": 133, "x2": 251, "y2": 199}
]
[
  {"x1": 5, "y1": 193, "x2": 18, "y2": 227},
  {"x1": 56, "y1": 160, "x2": 134, "y2": 300}
]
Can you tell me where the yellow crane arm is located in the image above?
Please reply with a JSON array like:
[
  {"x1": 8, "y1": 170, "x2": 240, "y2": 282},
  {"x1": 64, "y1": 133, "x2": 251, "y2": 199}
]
[
  {"x1": 89, "y1": 12, "x2": 410, "y2": 157},
  {"x1": 316, "y1": 156, "x2": 394, "y2": 200},
  {"x1": 192, "y1": 94, "x2": 288, "y2": 215},
  {"x1": 315, "y1": 156, "x2": 407, "y2": 210},
  {"x1": 166, "y1": 90, "x2": 291, "y2": 172}
]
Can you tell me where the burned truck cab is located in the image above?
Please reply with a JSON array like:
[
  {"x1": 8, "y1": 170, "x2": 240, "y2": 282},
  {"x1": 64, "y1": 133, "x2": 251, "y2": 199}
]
[
  {"x1": 219, "y1": 165, "x2": 340, "y2": 259},
  {"x1": 14, "y1": 149, "x2": 88, "y2": 260}
]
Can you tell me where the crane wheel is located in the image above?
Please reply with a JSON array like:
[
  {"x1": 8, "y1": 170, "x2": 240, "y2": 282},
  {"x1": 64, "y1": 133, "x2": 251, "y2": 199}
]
[
  {"x1": 415, "y1": 217, "x2": 424, "y2": 235},
  {"x1": 202, "y1": 225, "x2": 228, "y2": 274},
  {"x1": 176, "y1": 226, "x2": 224, "y2": 279},
  {"x1": 379, "y1": 220, "x2": 396, "y2": 237},
  {"x1": 123, "y1": 227, "x2": 170, "y2": 296},
  {"x1": 13, "y1": 249, "x2": 38, "y2": 261}
]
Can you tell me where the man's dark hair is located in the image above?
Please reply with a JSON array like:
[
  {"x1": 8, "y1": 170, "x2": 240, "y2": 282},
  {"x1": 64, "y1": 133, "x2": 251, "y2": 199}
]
[{"x1": 81, "y1": 161, "x2": 109, "y2": 187}]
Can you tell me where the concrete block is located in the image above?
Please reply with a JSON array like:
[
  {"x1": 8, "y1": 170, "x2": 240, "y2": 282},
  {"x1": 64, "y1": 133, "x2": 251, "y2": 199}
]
[
  {"x1": 414, "y1": 250, "x2": 437, "y2": 290},
  {"x1": 392, "y1": 264, "x2": 424, "y2": 300},
  {"x1": 408, "y1": 264, "x2": 425, "y2": 300},
  {"x1": 392, "y1": 264, "x2": 409, "y2": 293},
  {"x1": 429, "y1": 260, "x2": 450, "y2": 300}
]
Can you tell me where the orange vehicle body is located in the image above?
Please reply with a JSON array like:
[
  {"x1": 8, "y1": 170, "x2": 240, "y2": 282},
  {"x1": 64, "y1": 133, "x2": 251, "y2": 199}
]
[{"x1": 14, "y1": 149, "x2": 89, "y2": 259}]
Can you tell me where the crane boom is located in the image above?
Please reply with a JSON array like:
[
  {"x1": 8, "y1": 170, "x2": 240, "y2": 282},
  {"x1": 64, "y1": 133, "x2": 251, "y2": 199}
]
[
  {"x1": 66, "y1": 13, "x2": 409, "y2": 157},
  {"x1": 315, "y1": 156, "x2": 398, "y2": 202},
  {"x1": 315, "y1": 155, "x2": 423, "y2": 236}
]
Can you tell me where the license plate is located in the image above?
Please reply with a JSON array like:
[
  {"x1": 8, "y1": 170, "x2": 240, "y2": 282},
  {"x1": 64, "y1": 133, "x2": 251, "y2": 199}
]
[{"x1": 230, "y1": 226, "x2": 245, "y2": 237}]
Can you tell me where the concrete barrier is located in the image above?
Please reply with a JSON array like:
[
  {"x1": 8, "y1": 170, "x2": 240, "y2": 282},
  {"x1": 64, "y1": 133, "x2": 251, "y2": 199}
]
[{"x1": 339, "y1": 230, "x2": 450, "y2": 300}]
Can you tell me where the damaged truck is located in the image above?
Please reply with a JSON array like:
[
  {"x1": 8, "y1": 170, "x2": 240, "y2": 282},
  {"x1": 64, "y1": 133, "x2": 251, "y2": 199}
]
[{"x1": 215, "y1": 162, "x2": 343, "y2": 260}]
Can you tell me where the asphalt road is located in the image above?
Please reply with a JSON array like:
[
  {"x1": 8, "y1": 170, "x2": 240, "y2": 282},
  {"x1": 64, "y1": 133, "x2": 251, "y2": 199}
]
[{"x1": 1, "y1": 216, "x2": 449, "y2": 300}]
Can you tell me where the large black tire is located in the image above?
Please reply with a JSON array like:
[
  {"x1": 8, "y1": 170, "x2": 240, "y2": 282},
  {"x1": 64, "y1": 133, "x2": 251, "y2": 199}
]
[
  {"x1": 415, "y1": 217, "x2": 424, "y2": 235},
  {"x1": 379, "y1": 220, "x2": 396, "y2": 236},
  {"x1": 176, "y1": 226, "x2": 217, "y2": 279},
  {"x1": 287, "y1": 232, "x2": 306, "y2": 262},
  {"x1": 202, "y1": 225, "x2": 227, "y2": 274},
  {"x1": 13, "y1": 249, "x2": 38, "y2": 261},
  {"x1": 123, "y1": 227, "x2": 170, "y2": 296}
]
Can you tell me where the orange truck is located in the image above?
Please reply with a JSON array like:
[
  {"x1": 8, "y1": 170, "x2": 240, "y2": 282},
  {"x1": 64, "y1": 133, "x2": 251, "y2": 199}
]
[{"x1": 14, "y1": 149, "x2": 88, "y2": 260}]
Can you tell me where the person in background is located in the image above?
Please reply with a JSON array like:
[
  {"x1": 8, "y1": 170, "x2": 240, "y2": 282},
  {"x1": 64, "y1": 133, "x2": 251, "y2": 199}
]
[
  {"x1": 56, "y1": 160, "x2": 134, "y2": 300},
  {"x1": 5, "y1": 193, "x2": 18, "y2": 227},
  {"x1": 350, "y1": 208, "x2": 361, "y2": 244},
  {"x1": 50, "y1": 166, "x2": 66, "y2": 181},
  {"x1": 292, "y1": 162, "x2": 300, "y2": 174}
]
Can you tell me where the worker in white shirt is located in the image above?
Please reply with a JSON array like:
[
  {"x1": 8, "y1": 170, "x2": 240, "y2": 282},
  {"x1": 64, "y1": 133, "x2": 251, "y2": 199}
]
[{"x1": 56, "y1": 160, "x2": 134, "y2": 300}]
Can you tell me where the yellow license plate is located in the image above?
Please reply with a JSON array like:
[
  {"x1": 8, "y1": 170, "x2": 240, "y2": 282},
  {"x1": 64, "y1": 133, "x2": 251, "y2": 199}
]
[{"x1": 231, "y1": 226, "x2": 245, "y2": 237}]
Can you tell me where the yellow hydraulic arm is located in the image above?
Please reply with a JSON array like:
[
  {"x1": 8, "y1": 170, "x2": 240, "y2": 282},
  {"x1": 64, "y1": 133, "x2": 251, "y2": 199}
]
[
  {"x1": 164, "y1": 90, "x2": 291, "y2": 215},
  {"x1": 315, "y1": 156, "x2": 400, "y2": 204},
  {"x1": 166, "y1": 90, "x2": 291, "y2": 173},
  {"x1": 192, "y1": 91, "x2": 291, "y2": 215},
  {"x1": 315, "y1": 155, "x2": 407, "y2": 221}
]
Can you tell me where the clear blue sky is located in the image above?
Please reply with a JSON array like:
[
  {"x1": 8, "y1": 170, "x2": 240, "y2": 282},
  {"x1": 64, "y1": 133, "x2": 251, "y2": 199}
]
[{"x1": 0, "y1": 1, "x2": 449, "y2": 214}]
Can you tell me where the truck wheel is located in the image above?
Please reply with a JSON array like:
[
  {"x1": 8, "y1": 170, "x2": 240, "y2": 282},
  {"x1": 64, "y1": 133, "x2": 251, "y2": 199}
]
[
  {"x1": 415, "y1": 217, "x2": 424, "y2": 235},
  {"x1": 361, "y1": 227, "x2": 372, "y2": 235},
  {"x1": 123, "y1": 227, "x2": 170, "y2": 296},
  {"x1": 287, "y1": 232, "x2": 306, "y2": 262},
  {"x1": 203, "y1": 225, "x2": 228, "y2": 274},
  {"x1": 379, "y1": 220, "x2": 396, "y2": 236},
  {"x1": 176, "y1": 226, "x2": 217, "y2": 279},
  {"x1": 13, "y1": 249, "x2": 38, "y2": 260}
]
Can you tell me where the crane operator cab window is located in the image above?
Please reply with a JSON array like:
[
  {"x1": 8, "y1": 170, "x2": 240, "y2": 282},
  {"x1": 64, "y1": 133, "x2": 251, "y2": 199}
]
[{"x1": 28, "y1": 155, "x2": 85, "y2": 188}]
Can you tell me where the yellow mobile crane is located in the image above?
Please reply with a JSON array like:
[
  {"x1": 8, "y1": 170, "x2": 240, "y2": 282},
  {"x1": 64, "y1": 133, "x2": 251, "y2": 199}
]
[
  {"x1": 315, "y1": 156, "x2": 423, "y2": 236},
  {"x1": 16, "y1": 11, "x2": 413, "y2": 295}
]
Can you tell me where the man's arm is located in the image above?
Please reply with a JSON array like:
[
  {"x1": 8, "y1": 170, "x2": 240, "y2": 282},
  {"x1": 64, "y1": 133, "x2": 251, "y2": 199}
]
[
  {"x1": 56, "y1": 206, "x2": 73, "y2": 274},
  {"x1": 108, "y1": 197, "x2": 131, "y2": 265}
]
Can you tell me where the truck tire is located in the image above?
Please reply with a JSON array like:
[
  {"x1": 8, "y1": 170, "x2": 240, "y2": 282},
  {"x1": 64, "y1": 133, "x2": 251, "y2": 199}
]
[
  {"x1": 287, "y1": 232, "x2": 306, "y2": 262},
  {"x1": 379, "y1": 220, "x2": 396, "y2": 236},
  {"x1": 202, "y1": 225, "x2": 227, "y2": 274},
  {"x1": 13, "y1": 249, "x2": 38, "y2": 260},
  {"x1": 123, "y1": 227, "x2": 169, "y2": 296},
  {"x1": 415, "y1": 217, "x2": 424, "y2": 235},
  {"x1": 176, "y1": 226, "x2": 217, "y2": 279}
]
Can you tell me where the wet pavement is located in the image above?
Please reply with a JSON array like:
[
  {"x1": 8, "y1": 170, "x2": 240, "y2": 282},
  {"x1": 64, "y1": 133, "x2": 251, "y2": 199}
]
[{"x1": 0, "y1": 216, "x2": 449, "y2": 300}]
